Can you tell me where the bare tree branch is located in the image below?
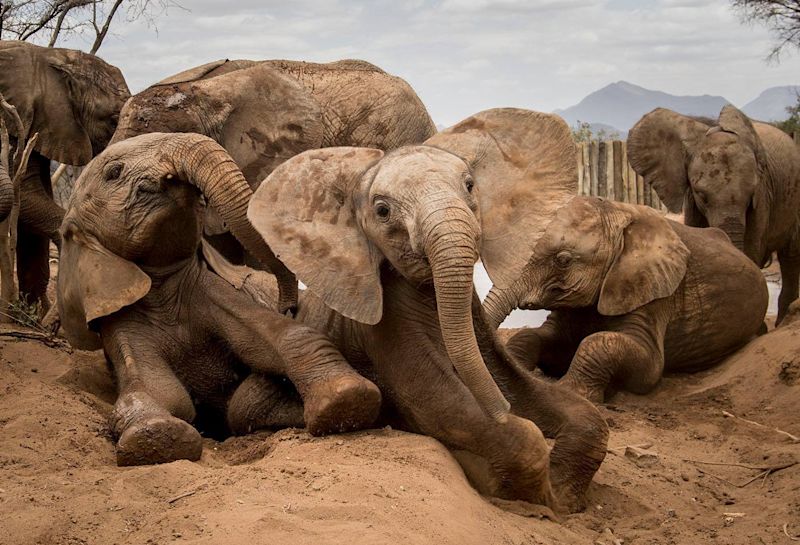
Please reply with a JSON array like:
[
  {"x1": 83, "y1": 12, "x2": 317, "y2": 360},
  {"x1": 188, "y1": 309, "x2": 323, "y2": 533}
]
[
  {"x1": 88, "y1": 0, "x2": 122, "y2": 54},
  {"x1": 732, "y1": 0, "x2": 800, "y2": 60}
]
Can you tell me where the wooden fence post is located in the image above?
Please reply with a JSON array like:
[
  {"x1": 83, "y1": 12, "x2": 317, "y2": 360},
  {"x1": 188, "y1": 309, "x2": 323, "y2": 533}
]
[
  {"x1": 612, "y1": 141, "x2": 624, "y2": 203},
  {"x1": 590, "y1": 141, "x2": 599, "y2": 197},
  {"x1": 597, "y1": 141, "x2": 608, "y2": 199}
]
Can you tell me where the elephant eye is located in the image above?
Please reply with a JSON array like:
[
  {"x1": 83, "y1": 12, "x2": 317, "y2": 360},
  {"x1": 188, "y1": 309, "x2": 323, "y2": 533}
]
[
  {"x1": 104, "y1": 163, "x2": 123, "y2": 181},
  {"x1": 554, "y1": 251, "x2": 572, "y2": 267},
  {"x1": 374, "y1": 200, "x2": 391, "y2": 221},
  {"x1": 465, "y1": 177, "x2": 474, "y2": 193}
]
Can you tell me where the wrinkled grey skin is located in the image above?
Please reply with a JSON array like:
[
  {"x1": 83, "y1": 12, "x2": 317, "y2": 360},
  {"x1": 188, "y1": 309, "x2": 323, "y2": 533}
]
[
  {"x1": 484, "y1": 197, "x2": 768, "y2": 402},
  {"x1": 244, "y1": 110, "x2": 609, "y2": 514},
  {"x1": 0, "y1": 41, "x2": 129, "y2": 312},
  {"x1": 628, "y1": 105, "x2": 800, "y2": 324},
  {"x1": 110, "y1": 58, "x2": 436, "y2": 314},
  {"x1": 57, "y1": 133, "x2": 381, "y2": 466}
]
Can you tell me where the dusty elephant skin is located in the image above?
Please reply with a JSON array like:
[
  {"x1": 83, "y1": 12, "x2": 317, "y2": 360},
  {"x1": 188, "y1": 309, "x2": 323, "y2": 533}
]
[
  {"x1": 110, "y1": 58, "x2": 436, "y2": 315},
  {"x1": 56, "y1": 133, "x2": 381, "y2": 466},
  {"x1": 0, "y1": 40, "x2": 130, "y2": 312},
  {"x1": 485, "y1": 196, "x2": 768, "y2": 403},
  {"x1": 245, "y1": 108, "x2": 609, "y2": 513},
  {"x1": 627, "y1": 104, "x2": 800, "y2": 324}
]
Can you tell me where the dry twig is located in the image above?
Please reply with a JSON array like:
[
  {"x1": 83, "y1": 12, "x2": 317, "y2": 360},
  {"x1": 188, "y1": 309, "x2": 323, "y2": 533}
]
[
  {"x1": 722, "y1": 410, "x2": 800, "y2": 443},
  {"x1": 785, "y1": 522, "x2": 800, "y2": 541},
  {"x1": 684, "y1": 458, "x2": 797, "y2": 488}
]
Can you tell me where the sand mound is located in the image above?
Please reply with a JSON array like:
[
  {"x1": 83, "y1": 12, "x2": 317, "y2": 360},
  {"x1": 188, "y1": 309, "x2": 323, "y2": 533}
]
[{"x1": 2, "y1": 321, "x2": 799, "y2": 545}]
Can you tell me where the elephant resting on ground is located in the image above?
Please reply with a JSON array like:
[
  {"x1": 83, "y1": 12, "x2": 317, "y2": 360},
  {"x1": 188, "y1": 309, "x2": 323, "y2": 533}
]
[
  {"x1": 0, "y1": 40, "x2": 129, "y2": 312},
  {"x1": 239, "y1": 108, "x2": 609, "y2": 514},
  {"x1": 57, "y1": 133, "x2": 381, "y2": 466},
  {"x1": 483, "y1": 196, "x2": 768, "y2": 403},
  {"x1": 628, "y1": 104, "x2": 800, "y2": 324},
  {"x1": 109, "y1": 57, "x2": 436, "y2": 314}
]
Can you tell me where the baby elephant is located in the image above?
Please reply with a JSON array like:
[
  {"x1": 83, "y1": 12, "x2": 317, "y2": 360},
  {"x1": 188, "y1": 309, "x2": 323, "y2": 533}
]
[{"x1": 484, "y1": 196, "x2": 768, "y2": 402}]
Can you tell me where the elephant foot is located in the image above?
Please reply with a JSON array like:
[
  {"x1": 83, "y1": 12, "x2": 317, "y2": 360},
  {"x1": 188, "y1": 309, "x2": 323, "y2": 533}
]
[
  {"x1": 487, "y1": 497, "x2": 560, "y2": 522},
  {"x1": 116, "y1": 415, "x2": 203, "y2": 466},
  {"x1": 303, "y1": 374, "x2": 381, "y2": 436}
]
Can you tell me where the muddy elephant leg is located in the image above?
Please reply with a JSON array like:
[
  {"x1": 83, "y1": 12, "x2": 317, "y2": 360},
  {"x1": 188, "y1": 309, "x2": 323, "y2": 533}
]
[
  {"x1": 473, "y1": 306, "x2": 608, "y2": 512},
  {"x1": 559, "y1": 331, "x2": 663, "y2": 402},
  {"x1": 777, "y1": 243, "x2": 800, "y2": 325},
  {"x1": 100, "y1": 320, "x2": 202, "y2": 466},
  {"x1": 375, "y1": 349, "x2": 556, "y2": 508},
  {"x1": 505, "y1": 313, "x2": 578, "y2": 377},
  {"x1": 16, "y1": 227, "x2": 50, "y2": 314},
  {"x1": 212, "y1": 288, "x2": 381, "y2": 436},
  {"x1": 227, "y1": 373, "x2": 304, "y2": 434}
]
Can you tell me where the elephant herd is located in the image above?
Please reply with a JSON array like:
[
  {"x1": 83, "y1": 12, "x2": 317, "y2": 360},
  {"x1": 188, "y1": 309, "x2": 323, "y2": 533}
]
[{"x1": 1, "y1": 40, "x2": 797, "y2": 516}]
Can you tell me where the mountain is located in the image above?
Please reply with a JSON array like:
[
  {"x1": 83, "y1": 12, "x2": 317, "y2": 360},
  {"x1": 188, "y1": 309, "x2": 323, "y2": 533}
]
[
  {"x1": 554, "y1": 81, "x2": 731, "y2": 132},
  {"x1": 742, "y1": 86, "x2": 799, "y2": 122}
]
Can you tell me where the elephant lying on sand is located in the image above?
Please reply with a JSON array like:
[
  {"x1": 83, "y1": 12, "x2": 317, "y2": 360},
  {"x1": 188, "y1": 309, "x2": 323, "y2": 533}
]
[
  {"x1": 0, "y1": 40, "x2": 129, "y2": 312},
  {"x1": 110, "y1": 58, "x2": 436, "y2": 314},
  {"x1": 484, "y1": 196, "x2": 768, "y2": 403},
  {"x1": 57, "y1": 133, "x2": 381, "y2": 466},
  {"x1": 628, "y1": 105, "x2": 800, "y2": 324},
  {"x1": 240, "y1": 109, "x2": 608, "y2": 513}
]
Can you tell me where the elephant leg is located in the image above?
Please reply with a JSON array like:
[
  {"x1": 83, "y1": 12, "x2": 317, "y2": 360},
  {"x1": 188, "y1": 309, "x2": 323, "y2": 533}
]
[
  {"x1": 472, "y1": 306, "x2": 608, "y2": 513},
  {"x1": 375, "y1": 349, "x2": 556, "y2": 509},
  {"x1": 776, "y1": 243, "x2": 800, "y2": 325},
  {"x1": 16, "y1": 226, "x2": 50, "y2": 315},
  {"x1": 505, "y1": 314, "x2": 578, "y2": 377},
  {"x1": 558, "y1": 331, "x2": 663, "y2": 402},
  {"x1": 100, "y1": 320, "x2": 202, "y2": 466},
  {"x1": 210, "y1": 283, "x2": 381, "y2": 436},
  {"x1": 227, "y1": 373, "x2": 304, "y2": 435}
]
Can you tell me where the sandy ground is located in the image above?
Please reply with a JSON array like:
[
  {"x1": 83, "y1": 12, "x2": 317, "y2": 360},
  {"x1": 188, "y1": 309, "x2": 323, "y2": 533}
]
[
  {"x1": 0, "y1": 307, "x2": 798, "y2": 545},
  {"x1": 0, "y1": 253, "x2": 797, "y2": 544}
]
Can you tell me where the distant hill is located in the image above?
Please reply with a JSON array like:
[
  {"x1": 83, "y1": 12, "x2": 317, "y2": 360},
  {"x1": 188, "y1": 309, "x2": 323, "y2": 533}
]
[
  {"x1": 742, "y1": 86, "x2": 799, "y2": 122},
  {"x1": 554, "y1": 81, "x2": 731, "y2": 133}
]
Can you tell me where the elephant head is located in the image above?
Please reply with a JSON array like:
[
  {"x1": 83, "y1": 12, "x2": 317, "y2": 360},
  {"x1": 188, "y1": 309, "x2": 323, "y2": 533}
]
[
  {"x1": 627, "y1": 105, "x2": 768, "y2": 260},
  {"x1": 110, "y1": 61, "x2": 323, "y2": 186},
  {"x1": 0, "y1": 41, "x2": 130, "y2": 165},
  {"x1": 57, "y1": 132, "x2": 285, "y2": 350},
  {"x1": 247, "y1": 108, "x2": 577, "y2": 422},
  {"x1": 484, "y1": 197, "x2": 690, "y2": 326}
]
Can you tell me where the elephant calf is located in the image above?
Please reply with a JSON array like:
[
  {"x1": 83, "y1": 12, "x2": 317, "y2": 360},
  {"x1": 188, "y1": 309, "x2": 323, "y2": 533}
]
[
  {"x1": 57, "y1": 133, "x2": 381, "y2": 465},
  {"x1": 484, "y1": 196, "x2": 768, "y2": 402}
]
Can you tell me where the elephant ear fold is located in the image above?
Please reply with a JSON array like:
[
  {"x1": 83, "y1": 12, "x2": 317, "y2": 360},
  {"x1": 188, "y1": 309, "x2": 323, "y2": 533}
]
[
  {"x1": 248, "y1": 147, "x2": 385, "y2": 324},
  {"x1": 598, "y1": 204, "x2": 690, "y2": 316},
  {"x1": 627, "y1": 108, "x2": 710, "y2": 213},
  {"x1": 36, "y1": 52, "x2": 94, "y2": 165},
  {"x1": 425, "y1": 108, "x2": 577, "y2": 289},
  {"x1": 717, "y1": 105, "x2": 768, "y2": 168},
  {"x1": 57, "y1": 233, "x2": 151, "y2": 350}
]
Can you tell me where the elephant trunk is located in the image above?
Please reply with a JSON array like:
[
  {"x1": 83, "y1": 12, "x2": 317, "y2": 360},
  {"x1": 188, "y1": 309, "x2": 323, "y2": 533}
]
[
  {"x1": 482, "y1": 282, "x2": 523, "y2": 330},
  {"x1": 0, "y1": 162, "x2": 12, "y2": 223},
  {"x1": 718, "y1": 216, "x2": 746, "y2": 253},
  {"x1": 167, "y1": 134, "x2": 298, "y2": 312},
  {"x1": 423, "y1": 204, "x2": 510, "y2": 423}
]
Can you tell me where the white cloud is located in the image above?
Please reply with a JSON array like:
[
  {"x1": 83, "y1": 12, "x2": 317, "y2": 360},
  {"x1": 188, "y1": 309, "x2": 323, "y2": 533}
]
[{"x1": 51, "y1": 0, "x2": 800, "y2": 126}]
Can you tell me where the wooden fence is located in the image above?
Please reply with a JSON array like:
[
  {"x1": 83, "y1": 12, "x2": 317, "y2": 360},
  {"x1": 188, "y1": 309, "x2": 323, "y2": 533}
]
[{"x1": 576, "y1": 140, "x2": 668, "y2": 212}]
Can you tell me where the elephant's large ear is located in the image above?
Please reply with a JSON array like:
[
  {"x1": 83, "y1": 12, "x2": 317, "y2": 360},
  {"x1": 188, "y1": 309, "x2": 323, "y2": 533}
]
[
  {"x1": 57, "y1": 232, "x2": 151, "y2": 350},
  {"x1": 717, "y1": 105, "x2": 768, "y2": 169},
  {"x1": 0, "y1": 43, "x2": 93, "y2": 164},
  {"x1": 205, "y1": 63, "x2": 324, "y2": 186},
  {"x1": 627, "y1": 108, "x2": 710, "y2": 213},
  {"x1": 424, "y1": 108, "x2": 577, "y2": 289},
  {"x1": 248, "y1": 147, "x2": 385, "y2": 324},
  {"x1": 598, "y1": 204, "x2": 689, "y2": 316}
]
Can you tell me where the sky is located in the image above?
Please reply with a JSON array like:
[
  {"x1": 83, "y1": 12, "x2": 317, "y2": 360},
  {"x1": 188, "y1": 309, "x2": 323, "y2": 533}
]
[{"x1": 50, "y1": 0, "x2": 800, "y2": 128}]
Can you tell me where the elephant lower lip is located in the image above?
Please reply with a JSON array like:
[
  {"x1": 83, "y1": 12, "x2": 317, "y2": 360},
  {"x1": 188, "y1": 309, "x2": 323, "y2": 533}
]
[{"x1": 520, "y1": 302, "x2": 545, "y2": 311}]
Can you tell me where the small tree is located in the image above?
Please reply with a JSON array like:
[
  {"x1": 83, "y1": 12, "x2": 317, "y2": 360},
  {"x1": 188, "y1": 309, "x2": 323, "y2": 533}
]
[
  {"x1": 731, "y1": 0, "x2": 800, "y2": 60},
  {"x1": 571, "y1": 120, "x2": 621, "y2": 143},
  {"x1": 0, "y1": 0, "x2": 180, "y2": 54},
  {"x1": 773, "y1": 93, "x2": 800, "y2": 134}
]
